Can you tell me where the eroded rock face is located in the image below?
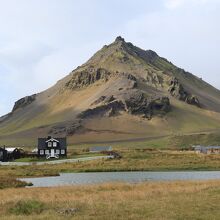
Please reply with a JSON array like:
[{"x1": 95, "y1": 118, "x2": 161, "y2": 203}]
[
  {"x1": 185, "y1": 95, "x2": 200, "y2": 107},
  {"x1": 79, "y1": 90, "x2": 170, "y2": 119},
  {"x1": 121, "y1": 90, "x2": 170, "y2": 118},
  {"x1": 12, "y1": 94, "x2": 36, "y2": 112},
  {"x1": 65, "y1": 67, "x2": 111, "y2": 89},
  {"x1": 168, "y1": 77, "x2": 200, "y2": 107},
  {"x1": 79, "y1": 99, "x2": 125, "y2": 118},
  {"x1": 49, "y1": 119, "x2": 83, "y2": 136}
]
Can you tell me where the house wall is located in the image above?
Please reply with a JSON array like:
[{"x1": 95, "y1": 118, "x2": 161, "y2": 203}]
[
  {"x1": 37, "y1": 138, "x2": 67, "y2": 158},
  {"x1": 38, "y1": 149, "x2": 66, "y2": 157},
  {"x1": 0, "y1": 149, "x2": 7, "y2": 161}
]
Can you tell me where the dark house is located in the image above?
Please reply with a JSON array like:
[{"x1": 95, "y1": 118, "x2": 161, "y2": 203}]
[
  {"x1": 0, "y1": 147, "x2": 22, "y2": 162},
  {"x1": 6, "y1": 148, "x2": 23, "y2": 160},
  {"x1": 38, "y1": 136, "x2": 67, "y2": 159},
  {"x1": 0, "y1": 147, "x2": 7, "y2": 162}
]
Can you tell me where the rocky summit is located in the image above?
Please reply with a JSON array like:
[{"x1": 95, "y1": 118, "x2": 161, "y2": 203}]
[{"x1": 1, "y1": 36, "x2": 220, "y2": 145}]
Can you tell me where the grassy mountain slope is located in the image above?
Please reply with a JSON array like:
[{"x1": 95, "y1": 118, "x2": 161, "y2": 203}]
[{"x1": 1, "y1": 36, "x2": 220, "y2": 147}]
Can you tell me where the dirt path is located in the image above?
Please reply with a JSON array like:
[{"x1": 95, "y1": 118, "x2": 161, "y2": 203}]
[{"x1": 0, "y1": 155, "x2": 114, "y2": 166}]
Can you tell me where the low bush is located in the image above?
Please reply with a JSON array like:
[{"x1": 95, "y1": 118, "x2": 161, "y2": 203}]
[{"x1": 9, "y1": 200, "x2": 46, "y2": 215}]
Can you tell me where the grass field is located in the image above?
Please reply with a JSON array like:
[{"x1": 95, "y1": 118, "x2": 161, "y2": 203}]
[
  {"x1": 1, "y1": 149, "x2": 220, "y2": 189},
  {"x1": 0, "y1": 180, "x2": 219, "y2": 220}
]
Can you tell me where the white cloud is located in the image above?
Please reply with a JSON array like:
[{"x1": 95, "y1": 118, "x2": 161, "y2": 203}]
[
  {"x1": 164, "y1": 0, "x2": 185, "y2": 9},
  {"x1": 123, "y1": 1, "x2": 220, "y2": 92},
  {"x1": 164, "y1": 0, "x2": 211, "y2": 9},
  {"x1": 0, "y1": 0, "x2": 219, "y2": 116}
]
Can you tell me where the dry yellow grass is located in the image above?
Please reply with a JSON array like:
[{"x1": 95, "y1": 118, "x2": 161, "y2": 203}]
[{"x1": 0, "y1": 180, "x2": 219, "y2": 219}]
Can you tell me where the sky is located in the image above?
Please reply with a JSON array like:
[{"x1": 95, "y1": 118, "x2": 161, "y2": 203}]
[{"x1": 0, "y1": 0, "x2": 220, "y2": 116}]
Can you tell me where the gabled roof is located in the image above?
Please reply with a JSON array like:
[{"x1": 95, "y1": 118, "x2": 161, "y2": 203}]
[
  {"x1": 5, "y1": 148, "x2": 16, "y2": 153},
  {"x1": 46, "y1": 138, "x2": 59, "y2": 143},
  {"x1": 38, "y1": 138, "x2": 67, "y2": 150}
]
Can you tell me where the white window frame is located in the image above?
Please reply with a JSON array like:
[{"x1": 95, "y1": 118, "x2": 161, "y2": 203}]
[
  {"x1": 40, "y1": 150, "x2": 44, "y2": 155},
  {"x1": 53, "y1": 142, "x2": 57, "y2": 147},
  {"x1": 48, "y1": 142, "x2": 52, "y2": 147},
  {"x1": 61, "y1": 149, "x2": 65, "y2": 155},
  {"x1": 45, "y1": 150, "x2": 49, "y2": 155},
  {"x1": 56, "y1": 149, "x2": 60, "y2": 154}
]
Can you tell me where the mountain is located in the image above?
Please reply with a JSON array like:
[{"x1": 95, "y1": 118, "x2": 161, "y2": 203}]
[{"x1": 1, "y1": 36, "x2": 220, "y2": 146}]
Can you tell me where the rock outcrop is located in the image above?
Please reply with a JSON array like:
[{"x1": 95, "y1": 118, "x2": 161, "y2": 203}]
[
  {"x1": 80, "y1": 90, "x2": 170, "y2": 120},
  {"x1": 65, "y1": 67, "x2": 111, "y2": 89},
  {"x1": 12, "y1": 94, "x2": 36, "y2": 112},
  {"x1": 168, "y1": 77, "x2": 200, "y2": 107}
]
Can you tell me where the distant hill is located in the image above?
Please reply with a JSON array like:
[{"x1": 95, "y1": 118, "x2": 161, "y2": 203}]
[{"x1": 1, "y1": 36, "x2": 220, "y2": 146}]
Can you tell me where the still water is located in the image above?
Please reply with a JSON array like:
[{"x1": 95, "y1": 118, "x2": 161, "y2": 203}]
[{"x1": 19, "y1": 171, "x2": 220, "y2": 187}]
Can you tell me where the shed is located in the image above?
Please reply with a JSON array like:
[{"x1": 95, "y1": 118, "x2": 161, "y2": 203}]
[
  {"x1": 89, "y1": 146, "x2": 112, "y2": 153},
  {"x1": 193, "y1": 146, "x2": 220, "y2": 154},
  {"x1": 5, "y1": 148, "x2": 22, "y2": 160},
  {"x1": 0, "y1": 147, "x2": 22, "y2": 161}
]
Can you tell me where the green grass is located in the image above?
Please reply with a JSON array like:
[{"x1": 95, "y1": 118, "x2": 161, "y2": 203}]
[
  {"x1": 69, "y1": 131, "x2": 220, "y2": 150},
  {"x1": 9, "y1": 200, "x2": 46, "y2": 216}
]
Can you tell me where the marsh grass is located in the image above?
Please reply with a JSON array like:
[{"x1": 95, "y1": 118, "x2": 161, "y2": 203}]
[
  {"x1": 0, "y1": 181, "x2": 219, "y2": 220},
  {"x1": 0, "y1": 176, "x2": 31, "y2": 189},
  {"x1": 9, "y1": 200, "x2": 46, "y2": 215}
]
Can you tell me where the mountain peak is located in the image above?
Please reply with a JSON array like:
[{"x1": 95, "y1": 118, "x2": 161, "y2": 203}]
[
  {"x1": 115, "y1": 36, "x2": 125, "y2": 42},
  {"x1": 1, "y1": 37, "x2": 220, "y2": 146}
]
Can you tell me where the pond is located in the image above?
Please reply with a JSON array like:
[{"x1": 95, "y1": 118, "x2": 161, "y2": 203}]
[{"x1": 19, "y1": 171, "x2": 220, "y2": 187}]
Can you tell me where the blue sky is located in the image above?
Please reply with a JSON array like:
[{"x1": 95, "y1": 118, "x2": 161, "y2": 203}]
[{"x1": 0, "y1": 0, "x2": 220, "y2": 116}]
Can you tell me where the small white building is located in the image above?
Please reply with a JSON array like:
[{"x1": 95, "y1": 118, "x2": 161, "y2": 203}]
[{"x1": 193, "y1": 145, "x2": 220, "y2": 154}]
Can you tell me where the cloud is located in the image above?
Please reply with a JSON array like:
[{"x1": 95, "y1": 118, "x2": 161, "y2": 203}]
[
  {"x1": 164, "y1": 0, "x2": 211, "y2": 9},
  {"x1": 122, "y1": 1, "x2": 220, "y2": 91},
  {"x1": 0, "y1": 0, "x2": 219, "y2": 116},
  {"x1": 164, "y1": 0, "x2": 185, "y2": 9}
]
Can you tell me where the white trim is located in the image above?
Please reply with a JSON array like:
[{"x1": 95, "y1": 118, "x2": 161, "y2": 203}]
[
  {"x1": 51, "y1": 149, "x2": 55, "y2": 157},
  {"x1": 46, "y1": 138, "x2": 59, "y2": 143}
]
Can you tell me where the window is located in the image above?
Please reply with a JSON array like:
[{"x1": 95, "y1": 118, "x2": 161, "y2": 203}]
[
  {"x1": 45, "y1": 150, "x2": 49, "y2": 155},
  {"x1": 53, "y1": 142, "x2": 57, "y2": 147},
  {"x1": 61, "y1": 150, "x2": 65, "y2": 155},
  {"x1": 56, "y1": 149, "x2": 60, "y2": 154},
  {"x1": 48, "y1": 142, "x2": 52, "y2": 147},
  {"x1": 40, "y1": 150, "x2": 44, "y2": 155}
]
